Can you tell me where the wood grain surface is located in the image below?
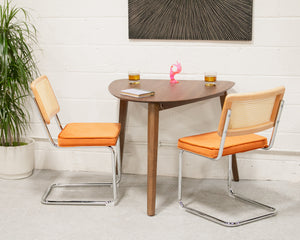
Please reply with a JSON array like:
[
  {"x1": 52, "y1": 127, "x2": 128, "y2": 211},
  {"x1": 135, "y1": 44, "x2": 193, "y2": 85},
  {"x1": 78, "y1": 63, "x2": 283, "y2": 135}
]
[{"x1": 109, "y1": 79, "x2": 235, "y2": 104}]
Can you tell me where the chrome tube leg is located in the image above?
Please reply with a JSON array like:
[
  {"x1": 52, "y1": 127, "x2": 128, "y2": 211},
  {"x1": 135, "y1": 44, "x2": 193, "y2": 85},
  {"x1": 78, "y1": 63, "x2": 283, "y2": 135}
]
[
  {"x1": 178, "y1": 150, "x2": 184, "y2": 208},
  {"x1": 116, "y1": 139, "x2": 122, "y2": 183},
  {"x1": 178, "y1": 151, "x2": 277, "y2": 227},
  {"x1": 228, "y1": 155, "x2": 233, "y2": 195},
  {"x1": 41, "y1": 146, "x2": 119, "y2": 206},
  {"x1": 109, "y1": 147, "x2": 117, "y2": 203},
  {"x1": 40, "y1": 139, "x2": 120, "y2": 206}
]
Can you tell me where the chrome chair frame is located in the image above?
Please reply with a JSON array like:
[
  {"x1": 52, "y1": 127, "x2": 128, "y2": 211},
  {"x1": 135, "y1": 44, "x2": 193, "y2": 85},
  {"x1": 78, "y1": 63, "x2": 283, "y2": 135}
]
[
  {"x1": 178, "y1": 100, "x2": 284, "y2": 227},
  {"x1": 34, "y1": 98, "x2": 121, "y2": 206}
]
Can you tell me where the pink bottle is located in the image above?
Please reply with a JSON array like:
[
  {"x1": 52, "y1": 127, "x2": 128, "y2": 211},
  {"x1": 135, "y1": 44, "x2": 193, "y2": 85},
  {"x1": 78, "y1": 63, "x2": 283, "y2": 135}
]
[{"x1": 169, "y1": 61, "x2": 182, "y2": 84}]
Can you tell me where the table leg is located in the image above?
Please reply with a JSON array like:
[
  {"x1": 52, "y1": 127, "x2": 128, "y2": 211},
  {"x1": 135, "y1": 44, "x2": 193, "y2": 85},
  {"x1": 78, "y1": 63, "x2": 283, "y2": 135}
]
[
  {"x1": 118, "y1": 100, "x2": 128, "y2": 168},
  {"x1": 231, "y1": 154, "x2": 239, "y2": 182},
  {"x1": 220, "y1": 94, "x2": 239, "y2": 182},
  {"x1": 147, "y1": 103, "x2": 160, "y2": 216}
]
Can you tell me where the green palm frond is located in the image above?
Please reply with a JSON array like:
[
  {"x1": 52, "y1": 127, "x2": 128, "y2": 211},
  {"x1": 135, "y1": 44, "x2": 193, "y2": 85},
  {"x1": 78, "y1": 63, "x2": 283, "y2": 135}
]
[{"x1": 0, "y1": 0, "x2": 39, "y2": 146}]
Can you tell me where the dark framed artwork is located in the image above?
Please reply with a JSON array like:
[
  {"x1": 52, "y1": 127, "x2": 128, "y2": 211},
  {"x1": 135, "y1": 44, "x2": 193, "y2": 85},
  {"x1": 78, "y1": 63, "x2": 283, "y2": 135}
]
[{"x1": 128, "y1": 0, "x2": 253, "y2": 41}]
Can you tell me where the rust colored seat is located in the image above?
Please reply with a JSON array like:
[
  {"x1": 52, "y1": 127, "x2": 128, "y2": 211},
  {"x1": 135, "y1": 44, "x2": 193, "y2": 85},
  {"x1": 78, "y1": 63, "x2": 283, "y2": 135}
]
[
  {"x1": 178, "y1": 86, "x2": 285, "y2": 227},
  {"x1": 31, "y1": 75, "x2": 121, "y2": 206},
  {"x1": 58, "y1": 122, "x2": 120, "y2": 147},
  {"x1": 178, "y1": 132, "x2": 268, "y2": 159}
]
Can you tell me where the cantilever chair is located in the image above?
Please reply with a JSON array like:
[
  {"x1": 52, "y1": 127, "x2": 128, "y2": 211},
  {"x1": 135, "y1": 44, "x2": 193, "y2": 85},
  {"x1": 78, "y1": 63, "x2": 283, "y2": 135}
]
[
  {"x1": 31, "y1": 75, "x2": 121, "y2": 206},
  {"x1": 178, "y1": 86, "x2": 285, "y2": 227}
]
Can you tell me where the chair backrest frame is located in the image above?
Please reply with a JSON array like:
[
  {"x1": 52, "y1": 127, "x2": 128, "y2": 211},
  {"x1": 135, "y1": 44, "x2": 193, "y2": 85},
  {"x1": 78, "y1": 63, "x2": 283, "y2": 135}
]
[
  {"x1": 218, "y1": 86, "x2": 285, "y2": 137},
  {"x1": 213, "y1": 98, "x2": 284, "y2": 161},
  {"x1": 31, "y1": 75, "x2": 60, "y2": 124},
  {"x1": 31, "y1": 75, "x2": 64, "y2": 147},
  {"x1": 32, "y1": 98, "x2": 59, "y2": 147}
]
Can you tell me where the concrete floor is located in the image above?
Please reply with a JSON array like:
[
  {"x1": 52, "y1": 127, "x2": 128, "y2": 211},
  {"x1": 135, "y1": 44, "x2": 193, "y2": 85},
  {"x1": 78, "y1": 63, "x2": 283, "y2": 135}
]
[{"x1": 0, "y1": 170, "x2": 299, "y2": 240}]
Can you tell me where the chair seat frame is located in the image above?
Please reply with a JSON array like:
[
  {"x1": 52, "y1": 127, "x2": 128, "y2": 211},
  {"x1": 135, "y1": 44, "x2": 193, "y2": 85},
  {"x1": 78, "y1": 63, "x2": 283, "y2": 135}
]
[
  {"x1": 34, "y1": 98, "x2": 121, "y2": 206},
  {"x1": 41, "y1": 145, "x2": 121, "y2": 206},
  {"x1": 178, "y1": 100, "x2": 284, "y2": 227}
]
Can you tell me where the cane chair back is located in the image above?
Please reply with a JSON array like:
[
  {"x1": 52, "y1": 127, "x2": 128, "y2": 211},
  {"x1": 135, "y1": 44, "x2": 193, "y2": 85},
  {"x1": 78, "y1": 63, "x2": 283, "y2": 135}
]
[
  {"x1": 31, "y1": 75, "x2": 60, "y2": 124},
  {"x1": 218, "y1": 86, "x2": 285, "y2": 136}
]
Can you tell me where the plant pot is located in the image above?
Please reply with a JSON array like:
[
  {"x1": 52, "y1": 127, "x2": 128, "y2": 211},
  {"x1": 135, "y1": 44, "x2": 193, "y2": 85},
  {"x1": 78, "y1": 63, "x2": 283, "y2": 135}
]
[{"x1": 0, "y1": 138, "x2": 35, "y2": 179}]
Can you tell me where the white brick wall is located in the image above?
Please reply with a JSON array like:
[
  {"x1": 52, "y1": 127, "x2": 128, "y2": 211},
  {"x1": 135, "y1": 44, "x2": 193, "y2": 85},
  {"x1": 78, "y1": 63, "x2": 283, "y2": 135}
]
[{"x1": 9, "y1": 0, "x2": 300, "y2": 180}]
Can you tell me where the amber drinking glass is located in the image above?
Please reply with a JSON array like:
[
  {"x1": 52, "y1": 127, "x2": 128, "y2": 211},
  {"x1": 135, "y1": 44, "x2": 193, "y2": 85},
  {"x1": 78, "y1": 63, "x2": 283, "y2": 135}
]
[
  {"x1": 128, "y1": 70, "x2": 140, "y2": 85},
  {"x1": 205, "y1": 72, "x2": 217, "y2": 87}
]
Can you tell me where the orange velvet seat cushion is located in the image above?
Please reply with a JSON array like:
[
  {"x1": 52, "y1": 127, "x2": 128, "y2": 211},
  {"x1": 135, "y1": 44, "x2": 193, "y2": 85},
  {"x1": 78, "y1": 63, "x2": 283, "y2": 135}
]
[
  {"x1": 58, "y1": 123, "x2": 121, "y2": 147},
  {"x1": 178, "y1": 131, "x2": 268, "y2": 158}
]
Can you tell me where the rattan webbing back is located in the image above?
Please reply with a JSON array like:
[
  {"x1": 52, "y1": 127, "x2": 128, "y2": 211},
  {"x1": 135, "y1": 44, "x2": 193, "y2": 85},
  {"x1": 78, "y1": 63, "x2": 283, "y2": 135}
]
[
  {"x1": 31, "y1": 75, "x2": 60, "y2": 124},
  {"x1": 218, "y1": 86, "x2": 285, "y2": 136}
]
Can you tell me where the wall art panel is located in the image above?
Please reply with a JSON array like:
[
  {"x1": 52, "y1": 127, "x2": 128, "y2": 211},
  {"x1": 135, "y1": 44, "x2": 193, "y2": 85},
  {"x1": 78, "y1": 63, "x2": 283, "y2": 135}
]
[{"x1": 128, "y1": 0, "x2": 253, "y2": 41}]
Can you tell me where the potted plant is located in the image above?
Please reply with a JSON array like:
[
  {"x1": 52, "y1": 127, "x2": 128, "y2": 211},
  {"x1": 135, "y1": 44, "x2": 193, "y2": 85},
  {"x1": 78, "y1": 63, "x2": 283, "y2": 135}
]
[{"x1": 0, "y1": 1, "x2": 39, "y2": 179}]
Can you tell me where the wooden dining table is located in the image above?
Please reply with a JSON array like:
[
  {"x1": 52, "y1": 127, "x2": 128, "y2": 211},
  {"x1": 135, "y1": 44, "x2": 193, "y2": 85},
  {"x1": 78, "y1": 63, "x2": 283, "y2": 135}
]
[{"x1": 109, "y1": 79, "x2": 237, "y2": 216}]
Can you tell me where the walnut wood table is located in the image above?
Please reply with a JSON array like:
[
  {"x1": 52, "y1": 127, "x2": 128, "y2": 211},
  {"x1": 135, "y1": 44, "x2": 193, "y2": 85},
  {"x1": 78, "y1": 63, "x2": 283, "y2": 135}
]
[{"x1": 109, "y1": 79, "x2": 237, "y2": 216}]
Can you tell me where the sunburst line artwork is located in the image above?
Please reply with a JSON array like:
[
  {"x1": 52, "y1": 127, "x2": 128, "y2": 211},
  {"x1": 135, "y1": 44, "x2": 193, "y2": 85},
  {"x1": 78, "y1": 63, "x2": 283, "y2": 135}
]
[{"x1": 128, "y1": 0, "x2": 253, "y2": 41}]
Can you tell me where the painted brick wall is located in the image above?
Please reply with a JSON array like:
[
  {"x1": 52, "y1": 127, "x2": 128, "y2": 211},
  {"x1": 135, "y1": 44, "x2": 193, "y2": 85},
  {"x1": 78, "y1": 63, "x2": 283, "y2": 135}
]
[{"x1": 10, "y1": 0, "x2": 300, "y2": 181}]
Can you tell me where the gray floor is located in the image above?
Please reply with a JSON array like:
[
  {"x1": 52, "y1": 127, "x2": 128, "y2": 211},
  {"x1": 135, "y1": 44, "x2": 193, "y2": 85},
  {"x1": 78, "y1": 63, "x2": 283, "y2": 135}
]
[{"x1": 0, "y1": 170, "x2": 299, "y2": 240}]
